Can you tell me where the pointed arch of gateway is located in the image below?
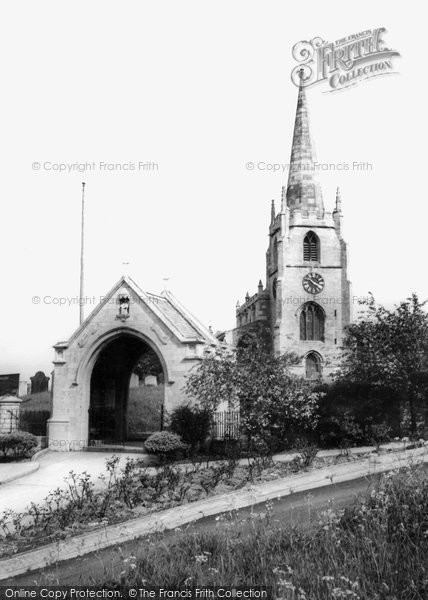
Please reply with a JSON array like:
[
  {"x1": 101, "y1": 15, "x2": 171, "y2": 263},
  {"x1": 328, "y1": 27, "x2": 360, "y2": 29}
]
[
  {"x1": 79, "y1": 328, "x2": 169, "y2": 445},
  {"x1": 74, "y1": 326, "x2": 170, "y2": 389}
]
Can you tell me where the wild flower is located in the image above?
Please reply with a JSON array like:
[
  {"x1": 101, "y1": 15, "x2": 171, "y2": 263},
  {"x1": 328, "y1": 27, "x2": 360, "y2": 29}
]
[{"x1": 194, "y1": 554, "x2": 208, "y2": 564}]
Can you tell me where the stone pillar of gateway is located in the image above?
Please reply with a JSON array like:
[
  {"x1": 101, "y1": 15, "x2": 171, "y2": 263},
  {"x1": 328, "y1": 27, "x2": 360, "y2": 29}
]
[
  {"x1": 48, "y1": 276, "x2": 220, "y2": 451},
  {"x1": 0, "y1": 395, "x2": 22, "y2": 434}
]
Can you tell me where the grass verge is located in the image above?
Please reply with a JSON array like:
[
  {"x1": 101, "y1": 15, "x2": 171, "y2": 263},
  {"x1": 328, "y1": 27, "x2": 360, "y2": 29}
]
[{"x1": 102, "y1": 465, "x2": 427, "y2": 599}]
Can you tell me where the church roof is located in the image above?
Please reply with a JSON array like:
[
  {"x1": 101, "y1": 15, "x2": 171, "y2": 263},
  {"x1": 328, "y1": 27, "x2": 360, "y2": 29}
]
[{"x1": 286, "y1": 71, "x2": 324, "y2": 216}]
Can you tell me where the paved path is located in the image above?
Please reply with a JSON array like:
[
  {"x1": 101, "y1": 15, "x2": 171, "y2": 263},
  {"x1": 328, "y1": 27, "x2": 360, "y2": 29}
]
[
  {"x1": 0, "y1": 451, "x2": 148, "y2": 514},
  {"x1": 0, "y1": 462, "x2": 39, "y2": 486},
  {"x1": 0, "y1": 441, "x2": 413, "y2": 515}
]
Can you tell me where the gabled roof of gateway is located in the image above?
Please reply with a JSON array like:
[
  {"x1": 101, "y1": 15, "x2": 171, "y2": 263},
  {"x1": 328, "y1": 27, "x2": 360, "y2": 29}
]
[
  {"x1": 63, "y1": 275, "x2": 219, "y2": 347},
  {"x1": 145, "y1": 293, "x2": 200, "y2": 339}
]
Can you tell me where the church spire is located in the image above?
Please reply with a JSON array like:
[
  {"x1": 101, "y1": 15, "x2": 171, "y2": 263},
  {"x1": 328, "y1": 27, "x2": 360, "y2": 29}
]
[{"x1": 286, "y1": 70, "x2": 324, "y2": 215}]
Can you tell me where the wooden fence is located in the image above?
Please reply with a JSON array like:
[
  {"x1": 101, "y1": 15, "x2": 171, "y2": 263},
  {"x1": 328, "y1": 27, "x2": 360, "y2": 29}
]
[{"x1": 212, "y1": 410, "x2": 240, "y2": 439}]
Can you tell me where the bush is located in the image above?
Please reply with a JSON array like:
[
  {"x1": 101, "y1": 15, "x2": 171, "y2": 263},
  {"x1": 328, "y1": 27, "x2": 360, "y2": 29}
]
[
  {"x1": 0, "y1": 430, "x2": 38, "y2": 458},
  {"x1": 18, "y1": 410, "x2": 50, "y2": 436},
  {"x1": 144, "y1": 431, "x2": 188, "y2": 461},
  {"x1": 169, "y1": 405, "x2": 212, "y2": 452},
  {"x1": 316, "y1": 381, "x2": 399, "y2": 447}
]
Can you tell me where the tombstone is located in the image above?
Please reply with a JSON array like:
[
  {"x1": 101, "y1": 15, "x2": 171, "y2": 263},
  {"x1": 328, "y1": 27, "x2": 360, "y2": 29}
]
[
  {"x1": 129, "y1": 372, "x2": 139, "y2": 388},
  {"x1": 144, "y1": 375, "x2": 158, "y2": 387},
  {"x1": 30, "y1": 371, "x2": 50, "y2": 394},
  {"x1": 0, "y1": 395, "x2": 22, "y2": 433},
  {"x1": 18, "y1": 381, "x2": 28, "y2": 397}
]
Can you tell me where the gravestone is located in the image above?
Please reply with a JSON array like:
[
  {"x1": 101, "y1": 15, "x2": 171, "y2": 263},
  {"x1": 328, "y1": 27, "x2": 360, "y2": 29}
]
[{"x1": 30, "y1": 371, "x2": 50, "y2": 394}]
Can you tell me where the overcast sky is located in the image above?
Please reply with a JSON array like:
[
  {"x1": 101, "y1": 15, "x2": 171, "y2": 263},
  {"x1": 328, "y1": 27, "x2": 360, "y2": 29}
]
[{"x1": 0, "y1": 1, "x2": 426, "y2": 381}]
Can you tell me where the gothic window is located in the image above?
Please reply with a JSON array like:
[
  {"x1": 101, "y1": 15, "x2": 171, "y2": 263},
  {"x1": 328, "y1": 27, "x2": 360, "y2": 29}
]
[
  {"x1": 300, "y1": 302, "x2": 325, "y2": 341},
  {"x1": 272, "y1": 238, "x2": 278, "y2": 271},
  {"x1": 272, "y1": 278, "x2": 277, "y2": 300},
  {"x1": 305, "y1": 352, "x2": 322, "y2": 379},
  {"x1": 303, "y1": 231, "x2": 319, "y2": 262}
]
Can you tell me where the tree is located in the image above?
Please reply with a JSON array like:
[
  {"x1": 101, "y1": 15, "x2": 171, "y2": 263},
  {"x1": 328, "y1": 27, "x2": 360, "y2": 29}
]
[
  {"x1": 133, "y1": 349, "x2": 163, "y2": 381},
  {"x1": 337, "y1": 293, "x2": 428, "y2": 435},
  {"x1": 185, "y1": 343, "x2": 320, "y2": 450}
]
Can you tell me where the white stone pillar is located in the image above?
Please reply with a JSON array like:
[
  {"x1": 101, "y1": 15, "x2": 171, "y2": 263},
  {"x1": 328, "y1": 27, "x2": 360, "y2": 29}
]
[{"x1": 0, "y1": 395, "x2": 22, "y2": 434}]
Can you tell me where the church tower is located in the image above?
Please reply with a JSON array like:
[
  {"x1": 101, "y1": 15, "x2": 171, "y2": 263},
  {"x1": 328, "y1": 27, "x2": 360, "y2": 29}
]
[{"x1": 235, "y1": 74, "x2": 351, "y2": 379}]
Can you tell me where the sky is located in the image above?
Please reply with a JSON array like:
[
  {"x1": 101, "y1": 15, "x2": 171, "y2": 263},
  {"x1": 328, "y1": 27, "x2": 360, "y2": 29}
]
[{"x1": 0, "y1": 1, "x2": 426, "y2": 381}]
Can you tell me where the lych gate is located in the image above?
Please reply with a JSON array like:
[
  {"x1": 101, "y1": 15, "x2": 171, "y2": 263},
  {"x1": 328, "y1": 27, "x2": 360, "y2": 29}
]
[{"x1": 48, "y1": 276, "x2": 219, "y2": 451}]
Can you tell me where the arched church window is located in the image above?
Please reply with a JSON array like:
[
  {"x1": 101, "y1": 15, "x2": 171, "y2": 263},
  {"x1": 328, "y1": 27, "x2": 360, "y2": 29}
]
[
  {"x1": 305, "y1": 352, "x2": 322, "y2": 379},
  {"x1": 300, "y1": 302, "x2": 325, "y2": 341},
  {"x1": 272, "y1": 238, "x2": 278, "y2": 271},
  {"x1": 251, "y1": 304, "x2": 256, "y2": 320},
  {"x1": 303, "y1": 231, "x2": 319, "y2": 262},
  {"x1": 272, "y1": 278, "x2": 277, "y2": 300}
]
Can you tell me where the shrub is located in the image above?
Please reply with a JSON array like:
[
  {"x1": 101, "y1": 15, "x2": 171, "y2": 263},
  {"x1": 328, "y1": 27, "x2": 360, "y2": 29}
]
[
  {"x1": 316, "y1": 381, "x2": 400, "y2": 447},
  {"x1": 294, "y1": 438, "x2": 319, "y2": 467},
  {"x1": 19, "y1": 410, "x2": 50, "y2": 436},
  {"x1": 169, "y1": 405, "x2": 212, "y2": 452},
  {"x1": 144, "y1": 431, "x2": 188, "y2": 461},
  {"x1": 0, "y1": 430, "x2": 38, "y2": 458},
  {"x1": 364, "y1": 420, "x2": 392, "y2": 449},
  {"x1": 318, "y1": 413, "x2": 364, "y2": 449}
]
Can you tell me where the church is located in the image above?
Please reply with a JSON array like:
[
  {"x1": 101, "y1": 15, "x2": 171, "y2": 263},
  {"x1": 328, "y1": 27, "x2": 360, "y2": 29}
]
[
  {"x1": 48, "y1": 76, "x2": 351, "y2": 450},
  {"x1": 231, "y1": 75, "x2": 351, "y2": 379}
]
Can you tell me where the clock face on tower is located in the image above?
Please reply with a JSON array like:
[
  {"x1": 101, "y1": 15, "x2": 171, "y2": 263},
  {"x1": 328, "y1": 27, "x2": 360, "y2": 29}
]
[{"x1": 302, "y1": 272, "x2": 325, "y2": 295}]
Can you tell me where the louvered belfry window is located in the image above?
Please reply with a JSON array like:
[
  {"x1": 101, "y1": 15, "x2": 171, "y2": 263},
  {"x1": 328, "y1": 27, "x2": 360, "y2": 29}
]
[
  {"x1": 303, "y1": 231, "x2": 319, "y2": 261},
  {"x1": 300, "y1": 302, "x2": 325, "y2": 341}
]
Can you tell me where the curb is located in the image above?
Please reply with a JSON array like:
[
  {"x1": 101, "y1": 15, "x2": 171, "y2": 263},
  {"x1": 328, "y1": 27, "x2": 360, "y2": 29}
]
[
  {"x1": 1, "y1": 446, "x2": 426, "y2": 581},
  {"x1": 31, "y1": 448, "x2": 50, "y2": 462},
  {"x1": 0, "y1": 462, "x2": 39, "y2": 486}
]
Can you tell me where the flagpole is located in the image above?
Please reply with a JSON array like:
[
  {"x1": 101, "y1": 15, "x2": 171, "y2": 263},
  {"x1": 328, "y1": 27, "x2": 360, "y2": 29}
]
[{"x1": 79, "y1": 182, "x2": 86, "y2": 325}]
